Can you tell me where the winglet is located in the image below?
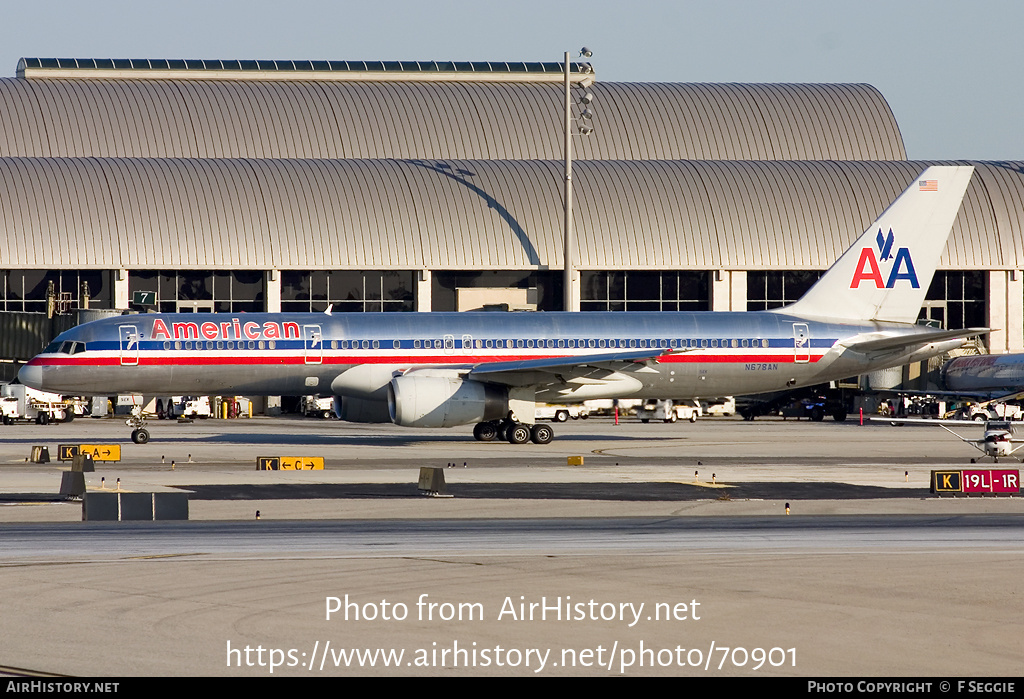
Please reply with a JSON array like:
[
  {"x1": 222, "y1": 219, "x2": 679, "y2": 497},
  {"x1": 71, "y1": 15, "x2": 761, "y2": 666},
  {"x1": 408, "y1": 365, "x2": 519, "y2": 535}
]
[{"x1": 780, "y1": 165, "x2": 974, "y2": 323}]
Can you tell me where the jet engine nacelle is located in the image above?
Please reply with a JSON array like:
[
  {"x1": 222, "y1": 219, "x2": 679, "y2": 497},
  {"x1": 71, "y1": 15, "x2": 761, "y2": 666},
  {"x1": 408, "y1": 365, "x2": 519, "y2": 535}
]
[
  {"x1": 333, "y1": 395, "x2": 393, "y2": 423},
  {"x1": 388, "y1": 374, "x2": 507, "y2": 428}
]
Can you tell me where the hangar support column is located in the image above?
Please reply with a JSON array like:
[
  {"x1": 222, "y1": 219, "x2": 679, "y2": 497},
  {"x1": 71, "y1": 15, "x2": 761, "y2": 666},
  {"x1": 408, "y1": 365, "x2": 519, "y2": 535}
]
[
  {"x1": 417, "y1": 270, "x2": 432, "y2": 312},
  {"x1": 710, "y1": 270, "x2": 747, "y2": 311},
  {"x1": 265, "y1": 270, "x2": 281, "y2": 313},
  {"x1": 114, "y1": 269, "x2": 129, "y2": 310},
  {"x1": 264, "y1": 270, "x2": 282, "y2": 415},
  {"x1": 988, "y1": 270, "x2": 1024, "y2": 353}
]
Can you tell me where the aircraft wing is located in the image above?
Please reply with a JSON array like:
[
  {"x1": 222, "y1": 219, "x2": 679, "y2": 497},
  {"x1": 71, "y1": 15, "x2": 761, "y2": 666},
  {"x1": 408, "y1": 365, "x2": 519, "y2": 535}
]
[
  {"x1": 843, "y1": 327, "x2": 989, "y2": 355},
  {"x1": 466, "y1": 347, "x2": 685, "y2": 390}
]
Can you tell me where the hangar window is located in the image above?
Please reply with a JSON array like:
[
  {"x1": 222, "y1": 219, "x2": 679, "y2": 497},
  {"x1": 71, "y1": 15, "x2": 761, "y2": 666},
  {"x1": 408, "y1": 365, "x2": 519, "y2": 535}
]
[
  {"x1": 0, "y1": 270, "x2": 110, "y2": 313},
  {"x1": 746, "y1": 271, "x2": 822, "y2": 311},
  {"x1": 129, "y1": 270, "x2": 263, "y2": 313},
  {"x1": 921, "y1": 271, "x2": 986, "y2": 333},
  {"x1": 431, "y1": 270, "x2": 557, "y2": 312},
  {"x1": 582, "y1": 271, "x2": 710, "y2": 311},
  {"x1": 282, "y1": 271, "x2": 415, "y2": 313}
]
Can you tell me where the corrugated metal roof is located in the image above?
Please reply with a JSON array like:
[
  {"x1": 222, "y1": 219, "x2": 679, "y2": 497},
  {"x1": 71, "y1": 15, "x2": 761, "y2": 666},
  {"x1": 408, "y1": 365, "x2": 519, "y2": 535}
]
[
  {"x1": 0, "y1": 79, "x2": 905, "y2": 160},
  {"x1": 0, "y1": 158, "x2": 1016, "y2": 271}
]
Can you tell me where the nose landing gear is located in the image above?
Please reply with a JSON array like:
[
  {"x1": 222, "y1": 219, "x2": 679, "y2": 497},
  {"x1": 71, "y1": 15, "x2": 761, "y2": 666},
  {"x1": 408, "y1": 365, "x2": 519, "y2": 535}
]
[{"x1": 126, "y1": 404, "x2": 151, "y2": 444}]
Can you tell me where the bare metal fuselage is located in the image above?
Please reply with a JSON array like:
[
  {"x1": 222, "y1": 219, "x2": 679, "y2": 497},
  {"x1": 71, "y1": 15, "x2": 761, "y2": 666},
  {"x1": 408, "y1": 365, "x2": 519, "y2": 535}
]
[{"x1": 23, "y1": 310, "x2": 957, "y2": 403}]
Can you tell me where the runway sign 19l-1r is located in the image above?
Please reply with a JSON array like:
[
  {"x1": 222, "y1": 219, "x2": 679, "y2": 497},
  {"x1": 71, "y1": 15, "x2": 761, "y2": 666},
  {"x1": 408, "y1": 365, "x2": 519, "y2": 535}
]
[{"x1": 932, "y1": 469, "x2": 1020, "y2": 494}]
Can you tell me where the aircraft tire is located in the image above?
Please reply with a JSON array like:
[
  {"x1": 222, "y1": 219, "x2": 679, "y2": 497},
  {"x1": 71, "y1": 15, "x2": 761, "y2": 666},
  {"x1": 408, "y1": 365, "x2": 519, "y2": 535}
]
[
  {"x1": 507, "y1": 423, "x2": 531, "y2": 444},
  {"x1": 530, "y1": 424, "x2": 554, "y2": 444},
  {"x1": 473, "y1": 422, "x2": 499, "y2": 442},
  {"x1": 131, "y1": 428, "x2": 151, "y2": 445}
]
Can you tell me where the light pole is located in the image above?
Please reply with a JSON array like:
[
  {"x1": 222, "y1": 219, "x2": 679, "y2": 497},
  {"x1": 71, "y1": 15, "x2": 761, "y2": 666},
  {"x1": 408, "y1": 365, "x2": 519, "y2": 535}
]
[{"x1": 563, "y1": 48, "x2": 594, "y2": 312}]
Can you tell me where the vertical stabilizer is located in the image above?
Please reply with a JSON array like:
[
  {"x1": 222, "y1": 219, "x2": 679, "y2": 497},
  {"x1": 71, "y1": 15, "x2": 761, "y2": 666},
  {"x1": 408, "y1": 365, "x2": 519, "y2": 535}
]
[{"x1": 780, "y1": 165, "x2": 974, "y2": 323}]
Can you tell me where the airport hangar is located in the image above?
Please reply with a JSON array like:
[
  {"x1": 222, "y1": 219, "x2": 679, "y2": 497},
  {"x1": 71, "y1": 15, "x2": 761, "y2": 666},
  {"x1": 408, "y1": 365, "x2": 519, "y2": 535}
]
[{"x1": 0, "y1": 59, "x2": 1021, "y2": 408}]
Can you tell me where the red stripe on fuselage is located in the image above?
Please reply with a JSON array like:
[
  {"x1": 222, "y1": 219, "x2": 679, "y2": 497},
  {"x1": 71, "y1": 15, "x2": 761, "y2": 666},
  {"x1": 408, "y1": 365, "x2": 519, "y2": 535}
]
[{"x1": 30, "y1": 352, "x2": 825, "y2": 367}]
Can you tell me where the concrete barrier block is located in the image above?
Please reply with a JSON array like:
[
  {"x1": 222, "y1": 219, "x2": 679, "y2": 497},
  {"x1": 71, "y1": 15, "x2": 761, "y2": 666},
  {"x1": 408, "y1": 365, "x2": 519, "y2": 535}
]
[
  {"x1": 83, "y1": 492, "x2": 119, "y2": 521},
  {"x1": 418, "y1": 466, "x2": 447, "y2": 495},
  {"x1": 153, "y1": 492, "x2": 189, "y2": 520},
  {"x1": 119, "y1": 493, "x2": 153, "y2": 521}
]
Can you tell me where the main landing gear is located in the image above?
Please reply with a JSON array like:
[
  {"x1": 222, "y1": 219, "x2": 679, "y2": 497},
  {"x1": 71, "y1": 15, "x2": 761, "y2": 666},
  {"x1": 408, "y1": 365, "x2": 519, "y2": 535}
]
[{"x1": 473, "y1": 419, "x2": 554, "y2": 445}]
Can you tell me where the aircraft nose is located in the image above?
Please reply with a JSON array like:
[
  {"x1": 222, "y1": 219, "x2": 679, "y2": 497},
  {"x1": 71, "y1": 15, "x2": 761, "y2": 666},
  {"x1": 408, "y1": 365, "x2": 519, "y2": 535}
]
[{"x1": 17, "y1": 363, "x2": 43, "y2": 390}]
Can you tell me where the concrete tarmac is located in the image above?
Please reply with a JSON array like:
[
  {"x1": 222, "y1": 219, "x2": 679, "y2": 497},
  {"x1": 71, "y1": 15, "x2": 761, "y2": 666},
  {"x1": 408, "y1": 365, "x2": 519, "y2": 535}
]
[{"x1": 0, "y1": 415, "x2": 1021, "y2": 676}]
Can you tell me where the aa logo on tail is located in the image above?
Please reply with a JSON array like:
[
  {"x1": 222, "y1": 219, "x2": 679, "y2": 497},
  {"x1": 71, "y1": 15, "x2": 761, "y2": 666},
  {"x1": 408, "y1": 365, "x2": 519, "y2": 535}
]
[{"x1": 850, "y1": 228, "x2": 919, "y2": 289}]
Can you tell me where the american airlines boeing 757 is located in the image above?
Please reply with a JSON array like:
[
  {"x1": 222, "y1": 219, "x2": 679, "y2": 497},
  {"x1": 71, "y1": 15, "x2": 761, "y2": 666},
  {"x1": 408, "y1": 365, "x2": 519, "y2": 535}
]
[{"x1": 20, "y1": 166, "x2": 982, "y2": 445}]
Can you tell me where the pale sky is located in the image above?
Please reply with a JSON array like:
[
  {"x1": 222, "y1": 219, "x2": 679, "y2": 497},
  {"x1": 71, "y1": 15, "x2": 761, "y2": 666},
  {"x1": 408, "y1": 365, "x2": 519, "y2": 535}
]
[{"x1": 1, "y1": 0, "x2": 1019, "y2": 160}]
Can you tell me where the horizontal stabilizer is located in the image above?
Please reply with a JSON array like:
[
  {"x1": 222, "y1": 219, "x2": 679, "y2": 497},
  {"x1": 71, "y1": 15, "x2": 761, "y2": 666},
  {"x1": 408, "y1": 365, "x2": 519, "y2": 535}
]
[{"x1": 844, "y1": 327, "x2": 988, "y2": 355}]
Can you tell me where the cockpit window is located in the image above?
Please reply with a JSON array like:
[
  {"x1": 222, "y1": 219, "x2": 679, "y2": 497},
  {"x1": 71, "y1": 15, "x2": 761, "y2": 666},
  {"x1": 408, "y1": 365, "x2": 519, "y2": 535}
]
[{"x1": 48, "y1": 341, "x2": 86, "y2": 355}]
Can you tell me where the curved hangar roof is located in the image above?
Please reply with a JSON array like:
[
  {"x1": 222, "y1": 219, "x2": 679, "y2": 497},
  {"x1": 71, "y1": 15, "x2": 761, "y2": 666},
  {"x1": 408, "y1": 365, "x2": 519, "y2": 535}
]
[
  {"x1": 0, "y1": 76, "x2": 905, "y2": 160},
  {"x1": 0, "y1": 158, "x2": 1017, "y2": 271}
]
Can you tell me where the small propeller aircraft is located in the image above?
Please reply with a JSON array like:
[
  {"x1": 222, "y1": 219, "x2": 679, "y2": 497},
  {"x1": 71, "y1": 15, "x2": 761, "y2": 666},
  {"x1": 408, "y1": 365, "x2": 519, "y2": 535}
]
[{"x1": 873, "y1": 417, "x2": 1024, "y2": 463}]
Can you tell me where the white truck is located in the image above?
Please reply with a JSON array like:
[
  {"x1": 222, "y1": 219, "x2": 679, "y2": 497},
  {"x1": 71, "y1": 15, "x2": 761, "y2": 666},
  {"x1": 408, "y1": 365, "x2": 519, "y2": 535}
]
[
  {"x1": 0, "y1": 384, "x2": 77, "y2": 424},
  {"x1": 700, "y1": 397, "x2": 736, "y2": 417},
  {"x1": 636, "y1": 399, "x2": 701, "y2": 423},
  {"x1": 302, "y1": 395, "x2": 335, "y2": 419},
  {"x1": 155, "y1": 396, "x2": 213, "y2": 419},
  {"x1": 535, "y1": 404, "x2": 591, "y2": 422},
  {"x1": 175, "y1": 396, "x2": 212, "y2": 418}
]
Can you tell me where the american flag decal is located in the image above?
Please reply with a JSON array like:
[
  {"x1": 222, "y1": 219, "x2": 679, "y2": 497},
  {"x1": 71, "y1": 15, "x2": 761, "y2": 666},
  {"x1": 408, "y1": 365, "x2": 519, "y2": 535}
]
[{"x1": 919, "y1": 180, "x2": 938, "y2": 191}]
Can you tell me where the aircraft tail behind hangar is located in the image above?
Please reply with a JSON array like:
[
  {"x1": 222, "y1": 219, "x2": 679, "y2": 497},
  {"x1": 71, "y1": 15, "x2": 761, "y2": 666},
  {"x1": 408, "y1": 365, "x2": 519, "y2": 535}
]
[{"x1": 779, "y1": 165, "x2": 974, "y2": 324}]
